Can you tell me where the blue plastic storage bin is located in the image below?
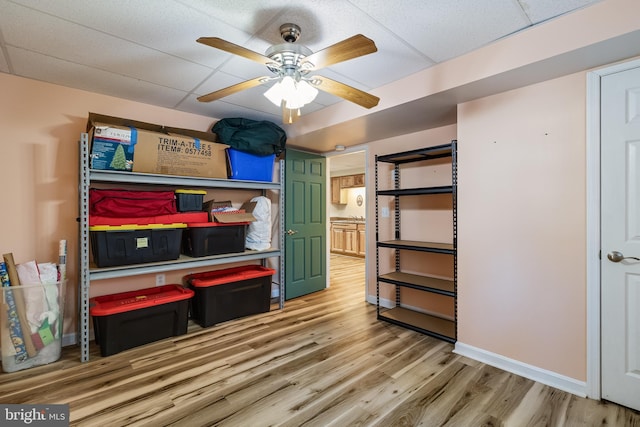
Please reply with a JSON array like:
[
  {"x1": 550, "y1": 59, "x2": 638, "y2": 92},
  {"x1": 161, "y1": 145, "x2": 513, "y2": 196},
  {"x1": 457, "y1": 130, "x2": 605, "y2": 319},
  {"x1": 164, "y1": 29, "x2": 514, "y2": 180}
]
[{"x1": 227, "y1": 148, "x2": 275, "y2": 182}]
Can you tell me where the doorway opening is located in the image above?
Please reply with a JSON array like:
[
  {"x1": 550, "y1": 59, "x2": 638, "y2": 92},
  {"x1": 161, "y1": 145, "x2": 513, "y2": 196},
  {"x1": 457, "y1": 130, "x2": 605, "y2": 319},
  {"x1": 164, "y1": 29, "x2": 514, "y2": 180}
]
[{"x1": 327, "y1": 150, "x2": 367, "y2": 298}]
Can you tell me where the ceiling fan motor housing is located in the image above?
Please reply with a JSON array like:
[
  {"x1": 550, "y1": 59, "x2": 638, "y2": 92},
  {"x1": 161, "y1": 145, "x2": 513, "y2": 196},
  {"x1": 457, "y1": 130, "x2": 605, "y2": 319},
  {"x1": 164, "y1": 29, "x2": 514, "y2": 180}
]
[
  {"x1": 279, "y1": 23, "x2": 301, "y2": 43},
  {"x1": 265, "y1": 23, "x2": 314, "y2": 78}
]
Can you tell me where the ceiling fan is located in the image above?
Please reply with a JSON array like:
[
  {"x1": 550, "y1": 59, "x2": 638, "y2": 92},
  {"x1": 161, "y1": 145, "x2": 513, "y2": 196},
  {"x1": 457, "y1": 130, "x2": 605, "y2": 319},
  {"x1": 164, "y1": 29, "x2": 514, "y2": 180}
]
[{"x1": 196, "y1": 23, "x2": 380, "y2": 124}]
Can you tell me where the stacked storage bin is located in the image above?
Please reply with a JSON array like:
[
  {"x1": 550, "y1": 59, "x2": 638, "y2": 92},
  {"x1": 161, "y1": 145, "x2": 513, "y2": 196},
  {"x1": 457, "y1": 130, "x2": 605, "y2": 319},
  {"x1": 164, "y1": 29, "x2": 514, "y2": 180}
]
[
  {"x1": 185, "y1": 265, "x2": 275, "y2": 327},
  {"x1": 88, "y1": 189, "x2": 208, "y2": 267},
  {"x1": 88, "y1": 188, "x2": 205, "y2": 355}
]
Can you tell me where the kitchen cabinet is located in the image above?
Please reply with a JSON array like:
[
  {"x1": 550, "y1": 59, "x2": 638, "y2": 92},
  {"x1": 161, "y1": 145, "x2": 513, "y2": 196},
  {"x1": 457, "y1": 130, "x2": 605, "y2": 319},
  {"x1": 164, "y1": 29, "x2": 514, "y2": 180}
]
[
  {"x1": 340, "y1": 175, "x2": 355, "y2": 188},
  {"x1": 331, "y1": 174, "x2": 365, "y2": 204},
  {"x1": 338, "y1": 173, "x2": 365, "y2": 189},
  {"x1": 78, "y1": 133, "x2": 284, "y2": 361},
  {"x1": 331, "y1": 177, "x2": 346, "y2": 204},
  {"x1": 331, "y1": 224, "x2": 347, "y2": 252},
  {"x1": 375, "y1": 141, "x2": 457, "y2": 343},
  {"x1": 330, "y1": 222, "x2": 364, "y2": 257},
  {"x1": 357, "y1": 224, "x2": 366, "y2": 256},
  {"x1": 343, "y1": 227, "x2": 358, "y2": 256}
]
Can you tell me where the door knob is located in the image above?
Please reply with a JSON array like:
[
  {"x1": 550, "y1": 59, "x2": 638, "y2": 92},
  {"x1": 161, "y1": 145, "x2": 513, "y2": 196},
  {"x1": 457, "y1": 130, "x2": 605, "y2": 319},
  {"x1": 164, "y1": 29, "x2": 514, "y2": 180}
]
[
  {"x1": 286, "y1": 229, "x2": 298, "y2": 236},
  {"x1": 607, "y1": 251, "x2": 640, "y2": 262}
]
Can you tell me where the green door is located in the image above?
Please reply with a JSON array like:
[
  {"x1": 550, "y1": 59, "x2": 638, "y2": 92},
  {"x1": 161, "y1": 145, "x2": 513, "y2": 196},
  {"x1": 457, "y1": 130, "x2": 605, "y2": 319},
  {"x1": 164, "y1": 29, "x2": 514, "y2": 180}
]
[{"x1": 285, "y1": 149, "x2": 326, "y2": 299}]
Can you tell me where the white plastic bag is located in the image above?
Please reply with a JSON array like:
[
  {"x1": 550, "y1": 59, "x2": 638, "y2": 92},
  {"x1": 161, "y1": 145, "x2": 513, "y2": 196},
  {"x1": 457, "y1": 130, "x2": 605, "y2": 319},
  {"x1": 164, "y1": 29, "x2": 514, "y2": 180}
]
[{"x1": 246, "y1": 196, "x2": 271, "y2": 250}]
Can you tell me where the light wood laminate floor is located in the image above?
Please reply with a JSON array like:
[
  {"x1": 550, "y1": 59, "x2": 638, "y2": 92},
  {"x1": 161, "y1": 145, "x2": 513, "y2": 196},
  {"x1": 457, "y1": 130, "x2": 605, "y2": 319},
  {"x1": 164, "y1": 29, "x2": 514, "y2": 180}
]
[{"x1": 0, "y1": 254, "x2": 638, "y2": 426}]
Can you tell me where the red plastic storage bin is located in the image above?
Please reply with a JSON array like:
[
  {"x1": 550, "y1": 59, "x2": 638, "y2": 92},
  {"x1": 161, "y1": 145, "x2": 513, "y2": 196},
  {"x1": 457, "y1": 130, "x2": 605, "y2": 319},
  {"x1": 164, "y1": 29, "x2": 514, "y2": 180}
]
[
  {"x1": 186, "y1": 265, "x2": 275, "y2": 327},
  {"x1": 90, "y1": 284, "x2": 194, "y2": 356}
]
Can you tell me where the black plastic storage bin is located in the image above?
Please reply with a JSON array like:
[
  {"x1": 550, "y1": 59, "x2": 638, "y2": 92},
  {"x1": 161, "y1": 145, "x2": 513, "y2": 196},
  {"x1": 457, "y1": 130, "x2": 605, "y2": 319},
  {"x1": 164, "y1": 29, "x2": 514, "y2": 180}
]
[
  {"x1": 89, "y1": 223, "x2": 186, "y2": 267},
  {"x1": 181, "y1": 222, "x2": 248, "y2": 257},
  {"x1": 90, "y1": 284, "x2": 194, "y2": 356},
  {"x1": 186, "y1": 265, "x2": 275, "y2": 327},
  {"x1": 175, "y1": 189, "x2": 206, "y2": 212}
]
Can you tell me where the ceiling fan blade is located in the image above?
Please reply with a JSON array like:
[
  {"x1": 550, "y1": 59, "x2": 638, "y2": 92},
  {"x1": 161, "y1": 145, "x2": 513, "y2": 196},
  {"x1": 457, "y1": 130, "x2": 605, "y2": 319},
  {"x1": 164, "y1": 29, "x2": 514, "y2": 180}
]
[
  {"x1": 301, "y1": 34, "x2": 377, "y2": 70},
  {"x1": 197, "y1": 37, "x2": 274, "y2": 66},
  {"x1": 310, "y1": 76, "x2": 380, "y2": 109},
  {"x1": 197, "y1": 77, "x2": 270, "y2": 103}
]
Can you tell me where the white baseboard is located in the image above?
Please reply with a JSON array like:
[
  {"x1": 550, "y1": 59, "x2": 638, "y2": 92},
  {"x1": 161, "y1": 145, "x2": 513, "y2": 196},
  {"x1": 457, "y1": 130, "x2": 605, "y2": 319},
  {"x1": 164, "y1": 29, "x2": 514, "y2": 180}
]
[{"x1": 454, "y1": 342, "x2": 587, "y2": 397}]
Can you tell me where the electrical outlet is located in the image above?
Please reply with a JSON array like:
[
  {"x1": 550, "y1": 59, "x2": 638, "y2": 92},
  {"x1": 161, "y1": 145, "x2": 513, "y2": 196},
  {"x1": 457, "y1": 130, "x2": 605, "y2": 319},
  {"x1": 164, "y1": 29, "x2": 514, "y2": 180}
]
[
  {"x1": 381, "y1": 207, "x2": 390, "y2": 218},
  {"x1": 155, "y1": 273, "x2": 165, "y2": 287}
]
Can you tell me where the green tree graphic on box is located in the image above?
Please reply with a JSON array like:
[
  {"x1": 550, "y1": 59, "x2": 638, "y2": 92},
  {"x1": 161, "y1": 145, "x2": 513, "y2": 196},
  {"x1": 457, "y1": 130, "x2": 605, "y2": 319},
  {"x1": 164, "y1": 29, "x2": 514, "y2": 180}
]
[{"x1": 110, "y1": 144, "x2": 128, "y2": 170}]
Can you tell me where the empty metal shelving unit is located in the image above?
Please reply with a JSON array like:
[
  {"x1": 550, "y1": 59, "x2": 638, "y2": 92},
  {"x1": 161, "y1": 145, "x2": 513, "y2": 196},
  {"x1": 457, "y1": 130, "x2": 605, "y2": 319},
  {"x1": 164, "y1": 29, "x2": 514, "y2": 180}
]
[{"x1": 375, "y1": 141, "x2": 457, "y2": 343}]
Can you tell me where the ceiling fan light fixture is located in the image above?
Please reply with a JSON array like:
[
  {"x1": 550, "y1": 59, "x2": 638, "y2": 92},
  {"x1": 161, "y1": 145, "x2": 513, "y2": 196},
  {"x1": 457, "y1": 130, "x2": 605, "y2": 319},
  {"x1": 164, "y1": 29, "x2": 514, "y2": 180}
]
[{"x1": 263, "y1": 76, "x2": 318, "y2": 110}]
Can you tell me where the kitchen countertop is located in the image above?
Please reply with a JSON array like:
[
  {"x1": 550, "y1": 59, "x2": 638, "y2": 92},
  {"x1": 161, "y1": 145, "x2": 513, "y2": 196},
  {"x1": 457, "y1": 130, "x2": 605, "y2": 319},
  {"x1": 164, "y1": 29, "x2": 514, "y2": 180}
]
[{"x1": 330, "y1": 217, "x2": 366, "y2": 224}]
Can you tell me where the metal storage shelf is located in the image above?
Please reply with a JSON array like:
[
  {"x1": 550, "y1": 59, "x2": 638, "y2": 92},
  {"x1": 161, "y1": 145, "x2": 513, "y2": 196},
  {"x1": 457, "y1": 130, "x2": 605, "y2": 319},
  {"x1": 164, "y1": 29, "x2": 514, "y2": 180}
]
[
  {"x1": 377, "y1": 240, "x2": 455, "y2": 254},
  {"x1": 88, "y1": 249, "x2": 281, "y2": 280},
  {"x1": 78, "y1": 133, "x2": 284, "y2": 362},
  {"x1": 90, "y1": 169, "x2": 281, "y2": 190},
  {"x1": 378, "y1": 307, "x2": 455, "y2": 343},
  {"x1": 376, "y1": 143, "x2": 453, "y2": 164},
  {"x1": 375, "y1": 140, "x2": 457, "y2": 343},
  {"x1": 377, "y1": 185, "x2": 453, "y2": 196},
  {"x1": 378, "y1": 272, "x2": 454, "y2": 297}
]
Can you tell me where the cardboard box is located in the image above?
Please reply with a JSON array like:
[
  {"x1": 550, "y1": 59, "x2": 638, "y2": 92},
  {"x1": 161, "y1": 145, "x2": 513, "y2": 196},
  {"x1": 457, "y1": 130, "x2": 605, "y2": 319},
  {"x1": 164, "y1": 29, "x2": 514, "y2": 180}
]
[
  {"x1": 87, "y1": 113, "x2": 228, "y2": 179},
  {"x1": 90, "y1": 126, "x2": 134, "y2": 171},
  {"x1": 204, "y1": 200, "x2": 257, "y2": 223}
]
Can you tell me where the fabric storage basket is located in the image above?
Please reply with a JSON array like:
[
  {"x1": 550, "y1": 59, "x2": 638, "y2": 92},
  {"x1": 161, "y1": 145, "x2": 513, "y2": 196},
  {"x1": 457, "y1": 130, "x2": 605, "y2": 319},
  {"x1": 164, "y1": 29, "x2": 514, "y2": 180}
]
[{"x1": 1, "y1": 280, "x2": 66, "y2": 373}]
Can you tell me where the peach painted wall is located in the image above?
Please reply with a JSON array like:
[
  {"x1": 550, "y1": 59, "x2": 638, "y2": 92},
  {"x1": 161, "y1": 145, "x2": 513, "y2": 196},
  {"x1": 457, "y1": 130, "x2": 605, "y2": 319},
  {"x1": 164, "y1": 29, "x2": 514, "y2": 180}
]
[
  {"x1": 0, "y1": 72, "x2": 221, "y2": 336},
  {"x1": 457, "y1": 72, "x2": 586, "y2": 380}
]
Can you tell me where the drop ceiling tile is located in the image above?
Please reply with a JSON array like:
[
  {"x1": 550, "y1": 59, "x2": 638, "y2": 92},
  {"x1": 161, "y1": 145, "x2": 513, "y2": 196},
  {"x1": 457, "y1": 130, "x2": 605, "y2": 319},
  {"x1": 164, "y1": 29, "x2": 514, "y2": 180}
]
[
  {"x1": 326, "y1": 41, "x2": 433, "y2": 89},
  {"x1": 518, "y1": 0, "x2": 602, "y2": 24},
  {"x1": 176, "y1": 0, "x2": 290, "y2": 35},
  {"x1": 7, "y1": 0, "x2": 251, "y2": 69},
  {"x1": 350, "y1": 0, "x2": 531, "y2": 63},
  {"x1": 8, "y1": 46, "x2": 189, "y2": 108},
  {"x1": 1, "y1": 2, "x2": 213, "y2": 91},
  {"x1": 217, "y1": 55, "x2": 275, "y2": 81},
  {"x1": 253, "y1": 1, "x2": 378, "y2": 51},
  {"x1": 194, "y1": 71, "x2": 259, "y2": 98},
  {"x1": 178, "y1": 94, "x2": 282, "y2": 123}
]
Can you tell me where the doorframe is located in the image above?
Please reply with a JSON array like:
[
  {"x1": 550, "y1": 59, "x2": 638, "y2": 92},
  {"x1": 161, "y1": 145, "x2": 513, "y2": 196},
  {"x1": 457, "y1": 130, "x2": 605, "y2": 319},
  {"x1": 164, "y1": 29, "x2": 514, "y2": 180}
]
[{"x1": 586, "y1": 56, "x2": 640, "y2": 400}]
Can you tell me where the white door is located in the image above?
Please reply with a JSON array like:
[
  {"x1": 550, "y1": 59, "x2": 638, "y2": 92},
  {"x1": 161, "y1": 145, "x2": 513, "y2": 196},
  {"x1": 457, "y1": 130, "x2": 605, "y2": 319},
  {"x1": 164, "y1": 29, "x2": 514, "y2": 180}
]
[{"x1": 601, "y1": 65, "x2": 640, "y2": 411}]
